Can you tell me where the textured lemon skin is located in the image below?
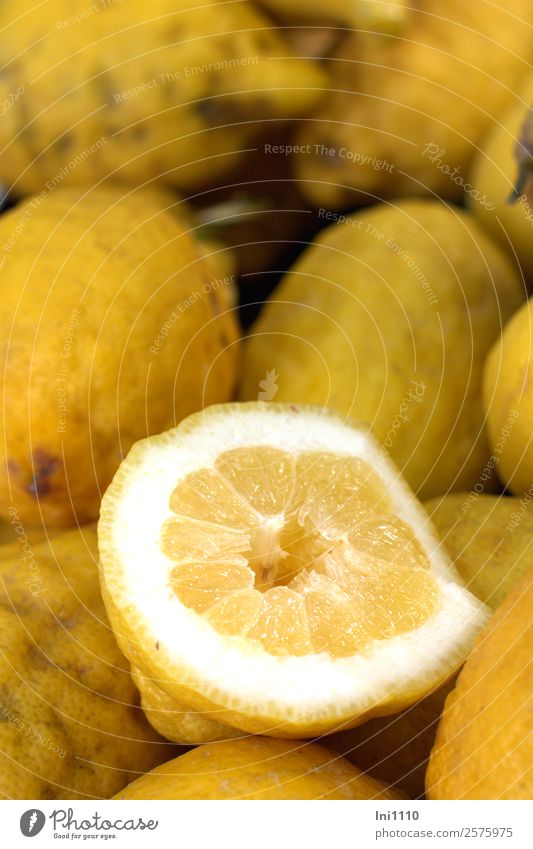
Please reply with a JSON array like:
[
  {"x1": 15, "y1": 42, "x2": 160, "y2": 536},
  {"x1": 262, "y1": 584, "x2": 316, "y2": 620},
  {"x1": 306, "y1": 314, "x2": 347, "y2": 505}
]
[
  {"x1": 468, "y1": 76, "x2": 533, "y2": 285},
  {"x1": 240, "y1": 201, "x2": 524, "y2": 499},
  {"x1": 0, "y1": 0, "x2": 327, "y2": 196},
  {"x1": 114, "y1": 737, "x2": 404, "y2": 800},
  {"x1": 0, "y1": 527, "x2": 176, "y2": 800},
  {"x1": 329, "y1": 678, "x2": 455, "y2": 799},
  {"x1": 130, "y1": 665, "x2": 243, "y2": 745},
  {"x1": 293, "y1": 0, "x2": 533, "y2": 208},
  {"x1": 0, "y1": 186, "x2": 239, "y2": 527},
  {"x1": 425, "y1": 494, "x2": 533, "y2": 609},
  {"x1": 483, "y1": 299, "x2": 533, "y2": 496},
  {"x1": 426, "y1": 569, "x2": 533, "y2": 800}
]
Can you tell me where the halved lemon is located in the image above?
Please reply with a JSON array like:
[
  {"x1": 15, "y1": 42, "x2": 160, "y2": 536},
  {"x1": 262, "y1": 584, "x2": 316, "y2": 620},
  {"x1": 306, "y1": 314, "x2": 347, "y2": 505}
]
[{"x1": 98, "y1": 403, "x2": 489, "y2": 742}]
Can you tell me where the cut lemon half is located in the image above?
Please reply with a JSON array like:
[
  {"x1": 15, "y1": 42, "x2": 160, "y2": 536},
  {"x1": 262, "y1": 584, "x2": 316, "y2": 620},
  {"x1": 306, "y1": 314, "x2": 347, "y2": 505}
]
[{"x1": 98, "y1": 403, "x2": 489, "y2": 741}]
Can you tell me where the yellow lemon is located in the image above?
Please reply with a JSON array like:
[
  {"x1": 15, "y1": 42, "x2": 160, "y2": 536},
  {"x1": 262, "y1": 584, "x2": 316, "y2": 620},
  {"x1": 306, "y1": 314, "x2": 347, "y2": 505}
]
[
  {"x1": 240, "y1": 201, "x2": 523, "y2": 499},
  {"x1": 468, "y1": 75, "x2": 533, "y2": 284},
  {"x1": 0, "y1": 527, "x2": 176, "y2": 799},
  {"x1": 0, "y1": 186, "x2": 239, "y2": 527},
  {"x1": 329, "y1": 678, "x2": 455, "y2": 799},
  {"x1": 292, "y1": 0, "x2": 533, "y2": 208},
  {"x1": 483, "y1": 298, "x2": 533, "y2": 495},
  {"x1": 426, "y1": 569, "x2": 533, "y2": 799},
  {"x1": 98, "y1": 402, "x2": 488, "y2": 743},
  {"x1": 425, "y1": 494, "x2": 533, "y2": 609},
  {"x1": 0, "y1": 0, "x2": 327, "y2": 196},
  {"x1": 114, "y1": 737, "x2": 405, "y2": 800}
]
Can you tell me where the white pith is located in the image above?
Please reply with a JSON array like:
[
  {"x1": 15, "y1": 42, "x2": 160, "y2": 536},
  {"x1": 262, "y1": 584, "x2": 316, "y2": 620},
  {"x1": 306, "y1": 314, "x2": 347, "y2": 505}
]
[{"x1": 99, "y1": 403, "x2": 490, "y2": 720}]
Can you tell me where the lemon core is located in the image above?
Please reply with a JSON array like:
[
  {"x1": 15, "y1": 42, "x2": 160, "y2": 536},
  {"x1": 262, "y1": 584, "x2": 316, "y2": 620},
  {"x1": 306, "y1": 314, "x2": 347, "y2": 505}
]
[{"x1": 161, "y1": 446, "x2": 438, "y2": 658}]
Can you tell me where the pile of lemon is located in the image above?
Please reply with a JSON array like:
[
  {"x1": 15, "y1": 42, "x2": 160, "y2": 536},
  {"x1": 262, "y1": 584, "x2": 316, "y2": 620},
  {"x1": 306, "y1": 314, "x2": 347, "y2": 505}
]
[{"x1": 0, "y1": 0, "x2": 531, "y2": 801}]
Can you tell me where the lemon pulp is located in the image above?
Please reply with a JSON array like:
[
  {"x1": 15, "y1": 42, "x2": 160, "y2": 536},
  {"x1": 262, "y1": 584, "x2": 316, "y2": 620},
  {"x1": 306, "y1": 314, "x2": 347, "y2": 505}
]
[{"x1": 161, "y1": 447, "x2": 438, "y2": 658}]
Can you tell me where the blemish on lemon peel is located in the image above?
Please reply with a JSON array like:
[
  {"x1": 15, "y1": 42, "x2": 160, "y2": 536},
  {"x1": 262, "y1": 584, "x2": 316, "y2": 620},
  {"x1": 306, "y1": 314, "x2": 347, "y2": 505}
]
[{"x1": 26, "y1": 451, "x2": 60, "y2": 499}]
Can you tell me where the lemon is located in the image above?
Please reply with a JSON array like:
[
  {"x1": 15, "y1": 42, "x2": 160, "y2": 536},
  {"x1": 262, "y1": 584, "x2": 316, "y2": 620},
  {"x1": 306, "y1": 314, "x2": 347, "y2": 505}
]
[
  {"x1": 468, "y1": 76, "x2": 533, "y2": 284},
  {"x1": 114, "y1": 737, "x2": 403, "y2": 800},
  {"x1": 425, "y1": 494, "x2": 533, "y2": 609},
  {"x1": 240, "y1": 201, "x2": 524, "y2": 499},
  {"x1": 98, "y1": 402, "x2": 488, "y2": 743},
  {"x1": 0, "y1": 186, "x2": 239, "y2": 528},
  {"x1": 0, "y1": 527, "x2": 175, "y2": 799},
  {"x1": 483, "y1": 298, "x2": 533, "y2": 495},
  {"x1": 426, "y1": 568, "x2": 533, "y2": 799},
  {"x1": 330, "y1": 677, "x2": 455, "y2": 799},
  {"x1": 292, "y1": 0, "x2": 533, "y2": 208},
  {"x1": 0, "y1": 0, "x2": 327, "y2": 196}
]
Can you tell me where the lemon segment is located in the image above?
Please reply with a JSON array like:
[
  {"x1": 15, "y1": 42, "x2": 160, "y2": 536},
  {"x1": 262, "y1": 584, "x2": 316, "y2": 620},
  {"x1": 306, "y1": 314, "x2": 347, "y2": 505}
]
[{"x1": 162, "y1": 446, "x2": 439, "y2": 658}]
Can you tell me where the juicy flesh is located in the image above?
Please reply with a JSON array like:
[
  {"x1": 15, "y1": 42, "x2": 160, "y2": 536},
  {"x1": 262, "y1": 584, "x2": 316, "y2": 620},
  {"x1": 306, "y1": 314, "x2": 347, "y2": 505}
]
[{"x1": 161, "y1": 447, "x2": 438, "y2": 657}]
